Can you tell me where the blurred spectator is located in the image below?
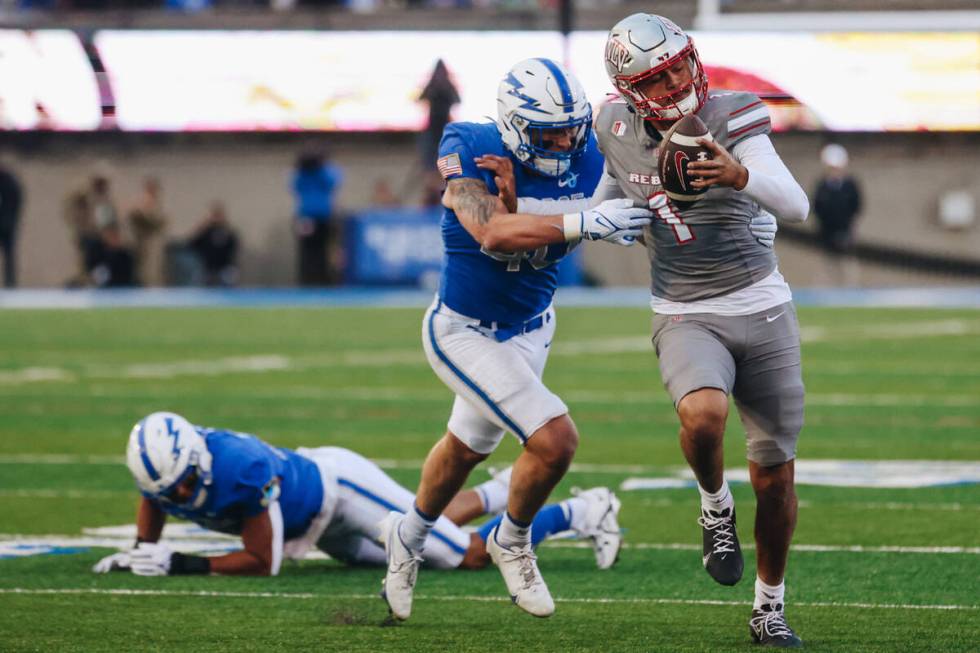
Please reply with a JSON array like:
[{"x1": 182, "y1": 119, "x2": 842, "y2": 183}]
[
  {"x1": 418, "y1": 59, "x2": 460, "y2": 170},
  {"x1": 188, "y1": 201, "x2": 239, "y2": 287},
  {"x1": 63, "y1": 175, "x2": 119, "y2": 287},
  {"x1": 0, "y1": 162, "x2": 23, "y2": 288},
  {"x1": 90, "y1": 176, "x2": 120, "y2": 231},
  {"x1": 90, "y1": 224, "x2": 137, "y2": 288},
  {"x1": 420, "y1": 170, "x2": 446, "y2": 208},
  {"x1": 371, "y1": 179, "x2": 400, "y2": 208},
  {"x1": 813, "y1": 144, "x2": 862, "y2": 286},
  {"x1": 291, "y1": 146, "x2": 343, "y2": 286},
  {"x1": 127, "y1": 176, "x2": 168, "y2": 286}
]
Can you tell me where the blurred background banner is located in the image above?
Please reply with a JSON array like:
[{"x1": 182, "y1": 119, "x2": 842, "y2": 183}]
[
  {"x1": 2, "y1": 29, "x2": 977, "y2": 133},
  {"x1": 0, "y1": 5, "x2": 977, "y2": 291},
  {"x1": 0, "y1": 30, "x2": 101, "y2": 131},
  {"x1": 344, "y1": 207, "x2": 444, "y2": 286},
  {"x1": 343, "y1": 207, "x2": 585, "y2": 287}
]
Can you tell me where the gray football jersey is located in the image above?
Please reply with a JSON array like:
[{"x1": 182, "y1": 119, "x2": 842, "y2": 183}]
[{"x1": 595, "y1": 91, "x2": 776, "y2": 302}]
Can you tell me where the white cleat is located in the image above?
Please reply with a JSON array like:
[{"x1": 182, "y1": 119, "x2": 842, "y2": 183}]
[
  {"x1": 573, "y1": 487, "x2": 623, "y2": 570},
  {"x1": 486, "y1": 525, "x2": 555, "y2": 618},
  {"x1": 378, "y1": 511, "x2": 422, "y2": 621}
]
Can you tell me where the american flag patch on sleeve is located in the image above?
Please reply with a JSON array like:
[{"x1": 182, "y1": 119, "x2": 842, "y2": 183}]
[{"x1": 437, "y1": 153, "x2": 463, "y2": 179}]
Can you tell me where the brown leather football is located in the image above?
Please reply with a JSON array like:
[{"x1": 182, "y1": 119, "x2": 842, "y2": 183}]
[{"x1": 657, "y1": 114, "x2": 714, "y2": 204}]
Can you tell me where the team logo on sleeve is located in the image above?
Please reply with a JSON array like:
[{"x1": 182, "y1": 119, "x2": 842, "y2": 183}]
[
  {"x1": 260, "y1": 479, "x2": 281, "y2": 507},
  {"x1": 437, "y1": 153, "x2": 463, "y2": 179},
  {"x1": 611, "y1": 121, "x2": 627, "y2": 137}
]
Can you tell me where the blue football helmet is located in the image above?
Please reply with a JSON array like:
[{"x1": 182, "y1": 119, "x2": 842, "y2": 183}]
[
  {"x1": 496, "y1": 58, "x2": 592, "y2": 178},
  {"x1": 126, "y1": 412, "x2": 213, "y2": 509}
]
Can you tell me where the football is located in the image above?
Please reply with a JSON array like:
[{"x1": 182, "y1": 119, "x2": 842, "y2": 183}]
[{"x1": 657, "y1": 114, "x2": 714, "y2": 204}]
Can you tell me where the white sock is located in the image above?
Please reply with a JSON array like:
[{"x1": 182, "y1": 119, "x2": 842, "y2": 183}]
[
  {"x1": 495, "y1": 512, "x2": 531, "y2": 549},
  {"x1": 563, "y1": 497, "x2": 589, "y2": 533},
  {"x1": 398, "y1": 505, "x2": 436, "y2": 553},
  {"x1": 698, "y1": 479, "x2": 735, "y2": 515},
  {"x1": 473, "y1": 467, "x2": 512, "y2": 515},
  {"x1": 754, "y1": 576, "x2": 786, "y2": 610}
]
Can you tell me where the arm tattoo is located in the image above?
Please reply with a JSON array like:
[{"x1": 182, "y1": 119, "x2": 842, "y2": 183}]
[{"x1": 449, "y1": 178, "x2": 499, "y2": 225}]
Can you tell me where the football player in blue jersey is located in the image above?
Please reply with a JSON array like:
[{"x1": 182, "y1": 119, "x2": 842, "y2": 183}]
[
  {"x1": 91, "y1": 412, "x2": 622, "y2": 577},
  {"x1": 380, "y1": 58, "x2": 648, "y2": 621}
]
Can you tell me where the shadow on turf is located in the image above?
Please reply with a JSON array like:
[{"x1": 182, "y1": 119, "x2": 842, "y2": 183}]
[{"x1": 321, "y1": 605, "x2": 402, "y2": 628}]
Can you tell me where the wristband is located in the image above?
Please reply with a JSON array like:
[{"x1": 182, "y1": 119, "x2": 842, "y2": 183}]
[
  {"x1": 562, "y1": 213, "x2": 583, "y2": 242},
  {"x1": 170, "y1": 552, "x2": 211, "y2": 575}
]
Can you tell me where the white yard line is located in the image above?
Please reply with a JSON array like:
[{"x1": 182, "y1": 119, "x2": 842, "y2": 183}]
[
  {"x1": 0, "y1": 587, "x2": 974, "y2": 611},
  {"x1": 0, "y1": 454, "x2": 665, "y2": 474},
  {"x1": 544, "y1": 541, "x2": 980, "y2": 555},
  {"x1": 8, "y1": 380, "x2": 975, "y2": 409},
  {"x1": 4, "y1": 485, "x2": 972, "y2": 512},
  {"x1": 0, "y1": 489, "x2": 131, "y2": 499},
  {"x1": 2, "y1": 534, "x2": 976, "y2": 556},
  {"x1": 4, "y1": 317, "x2": 978, "y2": 386},
  {"x1": 0, "y1": 454, "x2": 125, "y2": 465}
]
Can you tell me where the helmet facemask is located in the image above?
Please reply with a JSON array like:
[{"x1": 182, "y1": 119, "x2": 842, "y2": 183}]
[
  {"x1": 604, "y1": 14, "x2": 709, "y2": 125},
  {"x1": 615, "y1": 44, "x2": 707, "y2": 124},
  {"x1": 509, "y1": 113, "x2": 592, "y2": 178}
]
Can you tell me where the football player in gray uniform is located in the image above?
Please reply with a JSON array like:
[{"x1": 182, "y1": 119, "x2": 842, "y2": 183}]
[
  {"x1": 481, "y1": 12, "x2": 808, "y2": 648},
  {"x1": 600, "y1": 14, "x2": 809, "y2": 648}
]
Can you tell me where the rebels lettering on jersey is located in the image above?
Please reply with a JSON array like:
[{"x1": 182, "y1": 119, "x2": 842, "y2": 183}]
[
  {"x1": 595, "y1": 92, "x2": 776, "y2": 302},
  {"x1": 437, "y1": 122, "x2": 603, "y2": 323},
  {"x1": 155, "y1": 428, "x2": 324, "y2": 540}
]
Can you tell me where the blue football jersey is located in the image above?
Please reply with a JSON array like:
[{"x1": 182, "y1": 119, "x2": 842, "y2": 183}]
[
  {"x1": 155, "y1": 428, "x2": 324, "y2": 541},
  {"x1": 437, "y1": 121, "x2": 604, "y2": 323}
]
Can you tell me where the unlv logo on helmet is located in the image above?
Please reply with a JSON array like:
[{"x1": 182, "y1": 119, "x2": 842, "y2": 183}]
[
  {"x1": 660, "y1": 17, "x2": 684, "y2": 35},
  {"x1": 605, "y1": 39, "x2": 633, "y2": 73}
]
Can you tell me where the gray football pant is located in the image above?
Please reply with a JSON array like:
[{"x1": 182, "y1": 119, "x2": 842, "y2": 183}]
[{"x1": 651, "y1": 301, "x2": 804, "y2": 466}]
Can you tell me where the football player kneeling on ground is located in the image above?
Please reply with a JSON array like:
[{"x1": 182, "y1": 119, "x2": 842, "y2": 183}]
[{"x1": 93, "y1": 412, "x2": 623, "y2": 577}]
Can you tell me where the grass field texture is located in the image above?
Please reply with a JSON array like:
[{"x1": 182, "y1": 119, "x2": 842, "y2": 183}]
[{"x1": 0, "y1": 306, "x2": 977, "y2": 652}]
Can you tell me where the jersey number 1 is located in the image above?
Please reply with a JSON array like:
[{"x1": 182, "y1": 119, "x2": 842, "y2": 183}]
[{"x1": 649, "y1": 191, "x2": 695, "y2": 244}]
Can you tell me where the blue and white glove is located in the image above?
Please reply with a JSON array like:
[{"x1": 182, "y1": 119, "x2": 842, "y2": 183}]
[
  {"x1": 750, "y1": 211, "x2": 778, "y2": 248},
  {"x1": 92, "y1": 550, "x2": 133, "y2": 574},
  {"x1": 563, "y1": 198, "x2": 651, "y2": 246},
  {"x1": 130, "y1": 542, "x2": 173, "y2": 576}
]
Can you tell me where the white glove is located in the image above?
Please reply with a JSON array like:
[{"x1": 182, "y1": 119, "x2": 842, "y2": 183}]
[
  {"x1": 92, "y1": 550, "x2": 133, "y2": 574},
  {"x1": 750, "y1": 211, "x2": 778, "y2": 248},
  {"x1": 563, "y1": 198, "x2": 651, "y2": 245},
  {"x1": 130, "y1": 542, "x2": 173, "y2": 576}
]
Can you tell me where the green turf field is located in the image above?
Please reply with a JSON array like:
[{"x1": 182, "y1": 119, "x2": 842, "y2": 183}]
[{"x1": 1, "y1": 306, "x2": 978, "y2": 652}]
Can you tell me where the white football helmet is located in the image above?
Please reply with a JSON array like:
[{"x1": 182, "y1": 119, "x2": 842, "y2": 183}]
[
  {"x1": 604, "y1": 13, "x2": 708, "y2": 123},
  {"x1": 126, "y1": 411, "x2": 212, "y2": 509},
  {"x1": 496, "y1": 58, "x2": 592, "y2": 178}
]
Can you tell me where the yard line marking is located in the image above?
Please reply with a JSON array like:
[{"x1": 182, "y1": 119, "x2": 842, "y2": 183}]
[
  {"x1": 0, "y1": 454, "x2": 125, "y2": 465},
  {"x1": 0, "y1": 367, "x2": 76, "y2": 384},
  {"x1": 2, "y1": 317, "x2": 979, "y2": 386},
  {"x1": 0, "y1": 489, "x2": 131, "y2": 499},
  {"x1": 552, "y1": 337, "x2": 650, "y2": 355},
  {"x1": 543, "y1": 541, "x2": 980, "y2": 555},
  {"x1": 0, "y1": 454, "x2": 682, "y2": 476},
  {"x1": 2, "y1": 534, "x2": 976, "y2": 556},
  {"x1": 0, "y1": 588, "x2": 975, "y2": 611},
  {"x1": 7, "y1": 380, "x2": 976, "y2": 410}
]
